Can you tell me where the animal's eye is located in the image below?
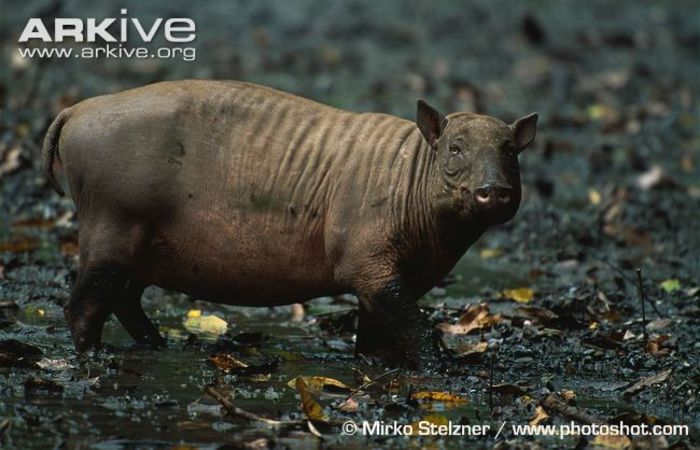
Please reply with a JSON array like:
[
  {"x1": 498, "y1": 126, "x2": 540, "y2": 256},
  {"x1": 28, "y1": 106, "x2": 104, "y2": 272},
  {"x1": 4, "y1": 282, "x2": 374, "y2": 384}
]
[{"x1": 449, "y1": 145, "x2": 462, "y2": 155}]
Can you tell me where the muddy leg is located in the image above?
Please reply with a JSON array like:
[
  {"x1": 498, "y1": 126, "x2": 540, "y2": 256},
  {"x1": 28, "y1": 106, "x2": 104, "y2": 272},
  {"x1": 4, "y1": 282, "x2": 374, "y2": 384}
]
[
  {"x1": 65, "y1": 265, "x2": 128, "y2": 352},
  {"x1": 355, "y1": 279, "x2": 442, "y2": 371},
  {"x1": 112, "y1": 279, "x2": 165, "y2": 347}
]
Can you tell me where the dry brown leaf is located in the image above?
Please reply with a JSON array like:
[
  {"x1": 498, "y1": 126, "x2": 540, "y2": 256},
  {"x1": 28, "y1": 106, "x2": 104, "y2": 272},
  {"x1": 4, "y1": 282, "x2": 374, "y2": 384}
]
[
  {"x1": 561, "y1": 389, "x2": 577, "y2": 404},
  {"x1": 287, "y1": 376, "x2": 352, "y2": 394},
  {"x1": 591, "y1": 434, "x2": 632, "y2": 449},
  {"x1": 515, "y1": 306, "x2": 558, "y2": 324},
  {"x1": 337, "y1": 397, "x2": 359, "y2": 412},
  {"x1": 437, "y1": 303, "x2": 502, "y2": 335},
  {"x1": 295, "y1": 376, "x2": 327, "y2": 422},
  {"x1": 623, "y1": 369, "x2": 672, "y2": 396},
  {"x1": 645, "y1": 335, "x2": 671, "y2": 356},
  {"x1": 210, "y1": 354, "x2": 248, "y2": 371},
  {"x1": 646, "y1": 318, "x2": 672, "y2": 331},
  {"x1": 0, "y1": 147, "x2": 22, "y2": 178},
  {"x1": 529, "y1": 405, "x2": 550, "y2": 426}
]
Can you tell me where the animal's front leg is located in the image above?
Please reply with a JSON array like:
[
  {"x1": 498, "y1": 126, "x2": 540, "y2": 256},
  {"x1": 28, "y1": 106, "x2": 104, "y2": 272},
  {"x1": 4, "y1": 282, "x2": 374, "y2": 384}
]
[{"x1": 355, "y1": 279, "x2": 442, "y2": 371}]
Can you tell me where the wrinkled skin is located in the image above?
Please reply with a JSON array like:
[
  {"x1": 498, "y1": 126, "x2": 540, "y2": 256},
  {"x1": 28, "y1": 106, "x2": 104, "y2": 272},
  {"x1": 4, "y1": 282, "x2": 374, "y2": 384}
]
[{"x1": 43, "y1": 80, "x2": 537, "y2": 371}]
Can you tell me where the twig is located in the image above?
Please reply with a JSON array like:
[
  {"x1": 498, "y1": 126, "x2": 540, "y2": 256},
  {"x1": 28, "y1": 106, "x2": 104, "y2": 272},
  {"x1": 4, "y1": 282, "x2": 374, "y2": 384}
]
[
  {"x1": 541, "y1": 394, "x2": 599, "y2": 425},
  {"x1": 635, "y1": 268, "x2": 648, "y2": 353},
  {"x1": 345, "y1": 368, "x2": 400, "y2": 401},
  {"x1": 597, "y1": 259, "x2": 663, "y2": 316},
  {"x1": 204, "y1": 385, "x2": 290, "y2": 427},
  {"x1": 489, "y1": 352, "x2": 494, "y2": 411}
]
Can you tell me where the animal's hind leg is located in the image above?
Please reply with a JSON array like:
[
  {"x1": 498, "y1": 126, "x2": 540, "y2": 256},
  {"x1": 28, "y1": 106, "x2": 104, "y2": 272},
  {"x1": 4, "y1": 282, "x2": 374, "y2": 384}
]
[
  {"x1": 112, "y1": 279, "x2": 165, "y2": 347},
  {"x1": 65, "y1": 264, "x2": 129, "y2": 352},
  {"x1": 65, "y1": 217, "x2": 149, "y2": 352}
]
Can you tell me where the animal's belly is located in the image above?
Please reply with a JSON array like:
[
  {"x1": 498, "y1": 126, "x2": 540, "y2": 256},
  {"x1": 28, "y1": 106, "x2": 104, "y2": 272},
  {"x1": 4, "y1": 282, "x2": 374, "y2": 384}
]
[{"x1": 134, "y1": 209, "x2": 344, "y2": 306}]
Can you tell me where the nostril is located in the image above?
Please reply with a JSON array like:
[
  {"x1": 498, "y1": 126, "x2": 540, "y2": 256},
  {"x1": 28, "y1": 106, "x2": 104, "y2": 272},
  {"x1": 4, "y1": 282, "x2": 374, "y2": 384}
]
[
  {"x1": 497, "y1": 193, "x2": 511, "y2": 204},
  {"x1": 475, "y1": 189, "x2": 490, "y2": 204}
]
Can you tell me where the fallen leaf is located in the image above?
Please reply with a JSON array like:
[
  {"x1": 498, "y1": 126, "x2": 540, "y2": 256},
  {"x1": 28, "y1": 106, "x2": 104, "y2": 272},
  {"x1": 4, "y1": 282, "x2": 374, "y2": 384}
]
[
  {"x1": 437, "y1": 303, "x2": 502, "y2": 335},
  {"x1": 589, "y1": 189, "x2": 602, "y2": 205},
  {"x1": 480, "y1": 248, "x2": 503, "y2": 259},
  {"x1": 591, "y1": 434, "x2": 632, "y2": 449},
  {"x1": 503, "y1": 287, "x2": 535, "y2": 303},
  {"x1": 337, "y1": 397, "x2": 359, "y2": 412},
  {"x1": 515, "y1": 306, "x2": 558, "y2": 325},
  {"x1": 287, "y1": 376, "x2": 352, "y2": 394},
  {"x1": 645, "y1": 335, "x2": 671, "y2": 356},
  {"x1": 623, "y1": 369, "x2": 672, "y2": 397},
  {"x1": 210, "y1": 354, "x2": 248, "y2": 371},
  {"x1": 659, "y1": 279, "x2": 681, "y2": 293},
  {"x1": 529, "y1": 405, "x2": 550, "y2": 426},
  {"x1": 183, "y1": 314, "x2": 228, "y2": 335},
  {"x1": 636, "y1": 165, "x2": 664, "y2": 191},
  {"x1": 411, "y1": 391, "x2": 468, "y2": 410},
  {"x1": 187, "y1": 309, "x2": 202, "y2": 318},
  {"x1": 37, "y1": 358, "x2": 75, "y2": 371},
  {"x1": 561, "y1": 390, "x2": 577, "y2": 404},
  {"x1": 0, "y1": 147, "x2": 22, "y2": 178},
  {"x1": 646, "y1": 318, "x2": 672, "y2": 331},
  {"x1": 295, "y1": 377, "x2": 327, "y2": 422}
]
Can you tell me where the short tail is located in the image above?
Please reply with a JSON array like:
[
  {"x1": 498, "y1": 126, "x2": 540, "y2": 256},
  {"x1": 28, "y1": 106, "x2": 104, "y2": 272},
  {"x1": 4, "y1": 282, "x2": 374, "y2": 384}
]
[{"x1": 42, "y1": 108, "x2": 72, "y2": 197}]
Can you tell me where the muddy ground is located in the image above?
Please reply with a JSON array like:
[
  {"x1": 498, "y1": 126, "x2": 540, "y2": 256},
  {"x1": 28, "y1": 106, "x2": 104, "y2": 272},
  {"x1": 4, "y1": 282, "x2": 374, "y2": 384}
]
[{"x1": 1, "y1": 0, "x2": 699, "y2": 448}]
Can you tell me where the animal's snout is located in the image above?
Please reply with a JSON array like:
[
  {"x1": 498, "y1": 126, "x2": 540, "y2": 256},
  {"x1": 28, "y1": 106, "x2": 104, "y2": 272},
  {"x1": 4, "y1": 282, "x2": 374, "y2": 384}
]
[{"x1": 474, "y1": 185, "x2": 514, "y2": 207}]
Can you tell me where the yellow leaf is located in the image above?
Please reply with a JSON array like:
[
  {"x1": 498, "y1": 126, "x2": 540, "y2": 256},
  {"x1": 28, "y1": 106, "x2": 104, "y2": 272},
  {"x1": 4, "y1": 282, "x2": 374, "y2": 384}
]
[
  {"x1": 503, "y1": 287, "x2": 534, "y2": 303},
  {"x1": 295, "y1": 377, "x2": 328, "y2": 421},
  {"x1": 186, "y1": 309, "x2": 202, "y2": 318},
  {"x1": 480, "y1": 248, "x2": 503, "y2": 259},
  {"x1": 591, "y1": 434, "x2": 632, "y2": 449},
  {"x1": 159, "y1": 325, "x2": 184, "y2": 339},
  {"x1": 411, "y1": 391, "x2": 467, "y2": 410},
  {"x1": 659, "y1": 279, "x2": 681, "y2": 293},
  {"x1": 529, "y1": 405, "x2": 550, "y2": 426},
  {"x1": 287, "y1": 376, "x2": 351, "y2": 394},
  {"x1": 589, "y1": 321, "x2": 598, "y2": 330},
  {"x1": 183, "y1": 314, "x2": 228, "y2": 335},
  {"x1": 589, "y1": 189, "x2": 602, "y2": 205}
]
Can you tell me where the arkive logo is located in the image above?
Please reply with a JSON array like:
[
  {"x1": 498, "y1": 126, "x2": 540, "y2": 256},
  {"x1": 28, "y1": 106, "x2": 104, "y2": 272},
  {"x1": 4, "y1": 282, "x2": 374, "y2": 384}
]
[{"x1": 18, "y1": 9, "x2": 196, "y2": 43}]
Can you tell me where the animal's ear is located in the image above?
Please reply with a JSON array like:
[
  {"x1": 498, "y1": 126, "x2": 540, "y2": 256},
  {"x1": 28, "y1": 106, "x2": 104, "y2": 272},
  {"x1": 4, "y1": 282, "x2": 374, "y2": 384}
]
[
  {"x1": 416, "y1": 99, "x2": 445, "y2": 150},
  {"x1": 510, "y1": 112, "x2": 538, "y2": 153}
]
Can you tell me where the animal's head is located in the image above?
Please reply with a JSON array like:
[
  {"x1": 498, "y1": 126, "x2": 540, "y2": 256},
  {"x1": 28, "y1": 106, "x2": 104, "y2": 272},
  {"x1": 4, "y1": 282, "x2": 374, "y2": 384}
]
[{"x1": 416, "y1": 100, "x2": 537, "y2": 225}]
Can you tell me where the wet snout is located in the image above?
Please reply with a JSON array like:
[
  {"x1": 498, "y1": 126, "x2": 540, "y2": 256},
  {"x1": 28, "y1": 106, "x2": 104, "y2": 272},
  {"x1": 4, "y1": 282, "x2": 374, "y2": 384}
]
[{"x1": 474, "y1": 184, "x2": 514, "y2": 207}]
